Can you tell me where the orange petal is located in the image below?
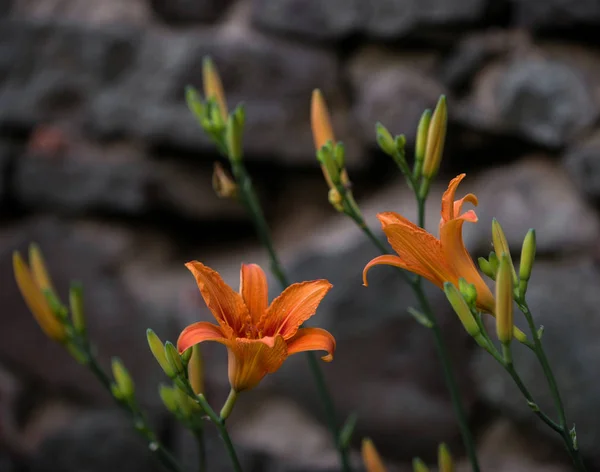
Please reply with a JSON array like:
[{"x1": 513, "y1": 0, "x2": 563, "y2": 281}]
[
  {"x1": 361, "y1": 438, "x2": 387, "y2": 472},
  {"x1": 441, "y1": 174, "x2": 467, "y2": 222},
  {"x1": 286, "y1": 327, "x2": 336, "y2": 361},
  {"x1": 177, "y1": 321, "x2": 228, "y2": 353},
  {"x1": 311, "y1": 89, "x2": 335, "y2": 151},
  {"x1": 185, "y1": 261, "x2": 248, "y2": 335},
  {"x1": 13, "y1": 252, "x2": 66, "y2": 342},
  {"x1": 379, "y1": 222, "x2": 453, "y2": 289},
  {"x1": 265, "y1": 280, "x2": 332, "y2": 339},
  {"x1": 226, "y1": 336, "x2": 288, "y2": 391},
  {"x1": 363, "y1": 254, "x2": 421, "y2": 286},
  {"x1": 453, "y1": 193, "x2": 478, "y2": 218},
  {"x1": 240, "y1": 264, "x2": 269, "y2": 324},
  {"x1": 440, "y1": 218, "x2": 495, "y2": 313}
]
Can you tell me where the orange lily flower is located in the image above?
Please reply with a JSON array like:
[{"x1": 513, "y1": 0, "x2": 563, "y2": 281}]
[
  {"x1": 363, "y1": 173, "x2": 495, "y2": 313},
  {"x1": 177, "y1": 262, "x2": 336, "y2": 392}
]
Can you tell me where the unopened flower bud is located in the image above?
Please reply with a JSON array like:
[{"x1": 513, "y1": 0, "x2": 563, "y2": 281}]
[
  {"x1": 478, "y1": 257, "x2": 496, "y2": 280},
  {"x1": 414, "y1": 109, "x2": 432, "y2": 179},
  {"x1": 375, "y1": 122, "x2": 396, "y2": 156},
  {"x1": 159, "y1": 384, "x2": 179, "y2": 415},
  {"x1": 226, "y1": 107, "x2": 244, "y2": 162},
  {"x1": 147, "y1": 329, "x2": 175, "y2": 378},
  {"x1": 188, "y1": 345, "x2": 205, "y2": 395},
  {"x1": 412, "y1": 457, "x2": 430, "y2": 472},
  {"x1": 443, "y1": 282, "x2": 480, "y2": 338},
  {"x1": 422, "y1": 95, "x2": 447, "y2": 179},
  {"x1": 111, "y1": 357, "x2": 135, "y2": 400},
  {"x1": 496, "y1": 255, "x2": 514, "y2": 344},
  {"x1": 69, "y1": 282, "x2": 86, "y2": 336},
  {"x1": 165, "y1": 341, "x2": 185, "y2": 376},
  {"x1": 519, "y1": 229, "x2": 536, "y2": 283},
  {"x1": 185, "y1": 86, "x2": 204, "y2": 121},
  {"x1": 458, "y1": 278, "x2": 477, "y2": 307},
  {"x1": 438, "y1": 443, "x2": 454, "y2": 472},
  {"x1": 202, "y1": 56, "x2": 227, "y2": 121},
  {"x1": 492, "y1": 219, "x2": 517, "y2": 284},
  {"x1": 212, "y1": 162, "x2": 237, "y2": 199},
  {"x1": 361, "y1": 438, "x2": 386, "y2": 472}
]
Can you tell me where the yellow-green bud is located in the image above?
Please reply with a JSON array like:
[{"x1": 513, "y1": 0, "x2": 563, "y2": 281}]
[
  {"x1": 478, "y1": 257, "x2": 496, "y2": 280},
  {"x1": 519, "y1": 229, "x2": 536, "y2": 282},
  {"x1": 147, "y1": 329, "x2": 175, "y2": 378},
  {"x1": 188, "y1": 345, "x2": 205, "y2": 395},
  {"x1": 422, "y1": 95, "x2": 447, "y2": 179},
  {"x1": 159, "y1": 384, "x2": 179, "y2": 415},
  {"x1": 111, "y1": 357, "x2": 135, "y2": 400},
  {"x1": 226, "y1": 109, "x2": 244, "y2": 162},
  {"x1": 412, "y1": 457, "x2": 430, "y2": 472},
  {"x1": 458, "y1": 278, "x2": 477, "y2": 307},
  {"x1": 496, "y1": 255, "x2": 514, "y2": 344},
  {"x1": 185, "y1": 86, "x2": 204, "y2": 121},
  {"x1": 328, "y1": 187, "x2": 344, "y2": 212},
  {"x1": 375, "y1": 122, "x2": 396, "y2": 156},
  {"x1": 165, "y1": 341, "x2": 185, "y2": 376},
  {"x1": 491, "y1": 219, "x2": 517, "y2": 283},
  {"x1": 414, "y1": 108, "x2": 432, "y2": 179},
  {"x1": 317, "y1": 142, "x2": 341, "y2": 186},
  {"x1": 69, "y1": 283, "x2": 86, "y2": 335},
  {"x1": 333, "y1": 142, "x2": 345, "y2": 169},
  {"x1": 438, "y1": 443, "x2": 454, "y2": 472},
  {"x1": 443, "y1": 282, "x2": 480, "y2": 337}
]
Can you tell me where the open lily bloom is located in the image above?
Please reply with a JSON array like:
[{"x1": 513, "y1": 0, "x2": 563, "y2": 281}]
[
  {"x1": 363, "y1": 173, "x2": 495, "y2": 314},
  {"x1": 178, "y1": 262, "x2": 335, "y2": 392}
]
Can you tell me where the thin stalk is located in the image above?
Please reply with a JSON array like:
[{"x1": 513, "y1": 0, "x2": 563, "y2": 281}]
[
  {"x1": 229, "y1": 161, "x2": 352, "y2": 472},
  {"x1": 85, "y1": 355, "x2": 183, "y2": 472},
  {"x1": 191, "y1": 425, "x2": 207, "y2": 472},
  {"x1": 518, "y1": 301, "x2": 587, "y2": 471}
]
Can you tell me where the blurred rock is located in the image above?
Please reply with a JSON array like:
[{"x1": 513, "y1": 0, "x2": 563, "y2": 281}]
[
  {"x1": 11, "y1": 0, "x2": 150, "y2": 25},
  {"x1": 0, "y1": 141, "x2": 11, "y2": 201},
  {"x1": 467, "y1": 158, "x2": 600, "y2": 256},
  {"x1": 0, "y1": 20, "x2": 140, "y2": 126},
  {"x1": 563, "y1": 129, "x2": 600, "y2": 202},
  {"x1": 472, "y1": 259, "x2": 600, "y2": 468},
  {"x1": 458, "y1": 43, "x2": 600, "y2": 147},
  {"x1": 456, "y1": 420, "x2": 571, "y2": 472},
  {"x1": 88, "y1": 27, "x2": 360, "y2": 165},
  {"x1": 511, "y1": 0, "x2": 600, "y2": 30},
  {"x1": 349, "y1": 47, "x2": 445, "y2": 147},
  {"x1": 0, "y1": 0, "x2": 11, "y2": 17},
  {"x1": 252, "y1": 0, "x2": 488, "y2": 41},
  {"x1": 149, "y1": 0, "x2": 234, "y2": 24},
  {"x1": 0, "y1": 216, "x2": 178, "y2": 411},
  {"x1": 29, "y1": 410, "x2": 164, "y2": 472}
]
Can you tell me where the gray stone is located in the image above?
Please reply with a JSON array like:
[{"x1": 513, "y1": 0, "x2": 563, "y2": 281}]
[
  {"x1": 348, "y1": 47, "x2": 445, "y2": 148},
  {"x1": 472, "y1": 259, "x2": 600, "y2": 467},
  {"x1": 88, "y1": 28, "x2": 360, "y2": 166},
  {"x1": 563, "y1": 130, "x2": 600, "y2": 202},
  {"x1": 467, "y1": 158, "x2": 600, "y2": 256},
  {"x1": 511, "y1": 0, "x2": 600, "y2": 29},
  {"x1": 149, "y1": 0, "x2": 234, "y2": 24},
  {"x1": 457, "y1": 46, "x2": 600, "y2": 147},
  {"x1": 252, "y1": 0, "x2": 488, "y2": 41}
]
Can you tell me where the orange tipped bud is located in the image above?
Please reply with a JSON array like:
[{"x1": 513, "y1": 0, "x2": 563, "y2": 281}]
[
  {"x1": 361, "y1": 438, "x2": 387, "y2": 472},
  {"x1": 212, "y1": 162, "x2": 237, "y2": 199},
  {"x1": 496, "y1": 254, "x2": 514, "y2": 344},
  {"x1": 422, "y1": 95, "x2": 447, "y2": 179},
  {"x1": 311, "y1": 89, "x2": 335, "y2": 151},
  {"x1": 202, "y1": 57, "x2": 228, "y2": 121}
]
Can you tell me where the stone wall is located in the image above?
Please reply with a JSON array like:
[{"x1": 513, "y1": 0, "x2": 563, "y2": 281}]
[{"x1": 1, "y1": 1, "x2": 600, "y2": 471}]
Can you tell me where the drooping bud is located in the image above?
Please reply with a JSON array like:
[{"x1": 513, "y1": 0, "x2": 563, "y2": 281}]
[
  {"x1": 147, "y1": 329, "x2": 175, "y2": 378},
  {"x1": 422, "y1": 95, "x2": 447, "y2": 179},
  {"x1": 443, "y1": 282, "x2": 481, "y2": 339},
  {"x1": 438, "y1": 443, "x2": 454, "y2": 472},
  {"x1": 496, "y1": 255, "x2": 514, "y2": 344},
  {"x1": 202, "y1": 57, "x2": 228, "y2": 121},
  {"x1": 13, "y1": 251, "x2": 67, "y2": 343},
  {"x1": 361, "y1": 438, "x2": 386, "y2": 472},
  {"x1": 159, "y1": 384, "x2": 180, "y2": 415},
  {"x1": 212, "y1": 162, "x2": 237, "y2": 199},
  {"x1": 414, "y1": 109, "x2": 432, "y2": 179}
]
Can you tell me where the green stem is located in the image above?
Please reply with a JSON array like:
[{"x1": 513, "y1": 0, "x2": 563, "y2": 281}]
[
  {"x1": 518, "y1": 301, "x2": 587, "y2": 471},
  {"x1": 220, "y1": 389, "x2": 238, "y2": 420},
  {"x1": 193, "y1": 426, "x2": 207, "y2": 472},
  {"x1": 85, "y1": 355, "x2": 183, "y2": 472},
  {"x1": 230, "y1": 161, "x2": 352, "y2": 472}
]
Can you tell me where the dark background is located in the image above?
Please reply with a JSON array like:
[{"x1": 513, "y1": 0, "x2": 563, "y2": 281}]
[{"x1": 1, "y1": 0, "x2": 600, "y2": 471}]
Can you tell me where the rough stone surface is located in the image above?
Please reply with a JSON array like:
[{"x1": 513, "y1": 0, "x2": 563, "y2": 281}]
[
  {"x1": 458, "y1": 43, "x2": 600, "y2": 147},
  {"x1": 149, "y1": 0, "x2": 234, "y2": 24},
  {"x1": 349, "y1": 47, "x2": 445, "y2": 147},
  {"x1": 563, "y1": 129, "x2": 600, "y2": 202},
  {"x1": 466, "y1": 158, "x2": 600, "y2": 256},
  {"x1": 11, "y1": 0, "x2": 151, "y2": 25},
  {"x1": 472, "y1": 259, "x2": 600, "y2": 468},
  {"x1": 252, "y1": 0, "x2": 488, "y2": 41}
]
